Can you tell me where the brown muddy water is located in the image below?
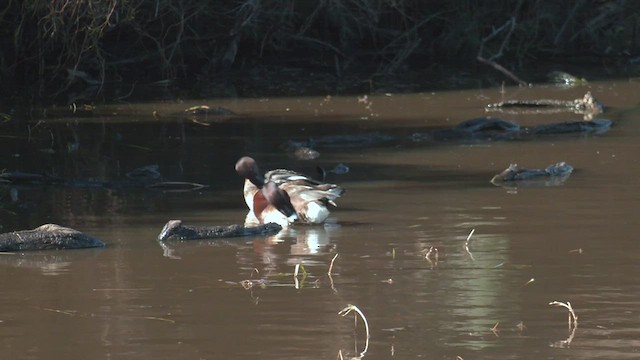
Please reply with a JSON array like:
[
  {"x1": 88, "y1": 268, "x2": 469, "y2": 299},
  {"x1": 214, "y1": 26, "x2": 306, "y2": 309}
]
[{"x1": 1, "y1": 81, "x2": 640, "y2": 359}]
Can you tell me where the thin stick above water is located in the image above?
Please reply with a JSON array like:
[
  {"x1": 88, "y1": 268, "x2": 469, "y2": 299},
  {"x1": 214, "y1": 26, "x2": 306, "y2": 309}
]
[{"x1": 328, "y1": 253, "x2": 339, "y2": 275}]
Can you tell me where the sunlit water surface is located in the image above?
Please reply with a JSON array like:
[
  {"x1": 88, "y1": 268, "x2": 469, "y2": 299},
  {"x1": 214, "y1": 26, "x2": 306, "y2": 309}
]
[{"x1": 1, "y1": 81, "x2": 639, "y2": 359}]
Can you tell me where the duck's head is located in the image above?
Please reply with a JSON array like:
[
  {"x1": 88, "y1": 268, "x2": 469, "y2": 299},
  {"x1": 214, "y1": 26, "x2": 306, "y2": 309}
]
[
  {"x1": 262, "y1": 181, "x2": 298, "y2": 223},
  {"x1": 235, "y1": 156, "x2": 265, "y2": 188}
]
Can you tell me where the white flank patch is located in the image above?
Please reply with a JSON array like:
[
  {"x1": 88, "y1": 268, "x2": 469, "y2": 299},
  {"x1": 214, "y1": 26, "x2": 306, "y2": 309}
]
[
  {"x1": 286, "y1": 175, "x2": 308, "y2": 181},
  {"x1": 305, "y1": 202, "x2": 329, "y2": 224}
]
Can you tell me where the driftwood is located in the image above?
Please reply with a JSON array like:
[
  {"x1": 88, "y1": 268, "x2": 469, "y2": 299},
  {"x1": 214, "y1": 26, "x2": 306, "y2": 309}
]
[
  {"x1": 0, "y1": 224, "x2": 105, "y2": 251},
  {"x1": 158, "y1": 220, "x2": 282, "y2": 242},
  {"x1": 491, "y1": 162, "x2": 573, "y2": 187},
  {"x1": 486, "y1": 92, "x2": 604, "y2": 116}
]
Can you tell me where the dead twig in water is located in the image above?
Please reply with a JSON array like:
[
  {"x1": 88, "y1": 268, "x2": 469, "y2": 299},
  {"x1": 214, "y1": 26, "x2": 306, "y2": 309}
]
[
  {"x1": 338, "y1": 304, "x2": 370, "y2": 358},
  {"x1": 491, "y1": 321, "x2": 500, "y2": 336},
  {"x1": 549, "y1": 300, "x2": 578, "y2": 347},
  {"x1": 143, "y1": 316, "x2": 175, "y2": 323},
  {"x1": 327, "y1": 253, "x2": 338, "y2": 291},
  {"x1": 41, "y1": 308, "x2": 78, "y2": 316},
  {"x1": 328, "y1": 253, "x2": 338, "y2": 275},
  {"x1": 464, "y1": 228, "x2": 476, "y2": 261},
  {"x1": 549, "y1": 301, "x2": 578, "y2": 329}
]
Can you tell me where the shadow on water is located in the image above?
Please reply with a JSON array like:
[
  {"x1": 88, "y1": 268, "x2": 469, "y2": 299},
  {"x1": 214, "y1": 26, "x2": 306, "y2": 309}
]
[{"x1": 0, "y1": 82, "x2": 640, "y2": 358}]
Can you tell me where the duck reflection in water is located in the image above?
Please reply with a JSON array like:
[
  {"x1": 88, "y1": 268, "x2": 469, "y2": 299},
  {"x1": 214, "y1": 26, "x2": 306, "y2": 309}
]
[{"x1": 248, "y1": 223, "x2": 338, "y2": 269}]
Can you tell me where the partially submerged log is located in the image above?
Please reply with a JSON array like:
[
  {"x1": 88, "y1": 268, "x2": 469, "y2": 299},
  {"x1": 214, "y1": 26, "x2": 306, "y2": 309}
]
[
  {"x1": 158, "y1": 220, "x2": 282, "y2": 242},
  {"x1": 0, "y1": 224, "x2": 105, "y2": 251},
  {"x1": 491, "y1": 162, "x2": 573, "y2": 186},
  {"x1": 486, "y1": 92, "x2": 604, "y2": 115},
  {"x1": 529, "y1": 119, "x2": 611, "y2": 135}
]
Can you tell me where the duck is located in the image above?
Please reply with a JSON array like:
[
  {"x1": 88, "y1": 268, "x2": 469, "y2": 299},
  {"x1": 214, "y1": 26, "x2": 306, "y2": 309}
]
[
  {"x1": 235, "y1": 156, "x2": 345, "y2": 226},
  {"x1": 255, "y1": 181, "x2": 300, "y2": 225}
]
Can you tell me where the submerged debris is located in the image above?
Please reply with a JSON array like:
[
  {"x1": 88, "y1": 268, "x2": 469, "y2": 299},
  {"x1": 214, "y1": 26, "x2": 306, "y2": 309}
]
[
  {"x1": 329, "y1": 163, "x2": 350, "y2": 175},
  {"x1": 316, "y1": 163, "x2": 350, "y2": 182},
  {"x1": 0, "y1": 164, "x2": 206, "y2": 192},
  {"x1": 413, "y1": 117, "x2": 521, "y2": 142},
  {"x1": 145, "y1": 181, "x2": 208, "y2": 192},
  {"x1": 283, "y1": 132, "x2": 396, "y2": 150},
  {"x1": 126, "y1": 164, "x2": 162, "y2": 183},
  {"x1": 529, "y1": 118, "x2": 611, "y2": 135},
  {"x1": 0, "y1": 171, "x2": 49, "y2": 185}
]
